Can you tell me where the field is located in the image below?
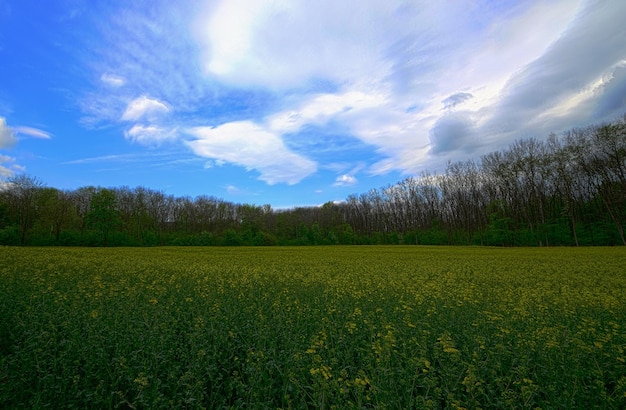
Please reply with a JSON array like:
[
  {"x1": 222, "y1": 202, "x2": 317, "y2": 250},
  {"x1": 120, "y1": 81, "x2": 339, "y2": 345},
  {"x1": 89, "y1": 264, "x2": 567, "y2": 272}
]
[{"x1": 1, "y1": 246, "x2": 625, "y2": 409}]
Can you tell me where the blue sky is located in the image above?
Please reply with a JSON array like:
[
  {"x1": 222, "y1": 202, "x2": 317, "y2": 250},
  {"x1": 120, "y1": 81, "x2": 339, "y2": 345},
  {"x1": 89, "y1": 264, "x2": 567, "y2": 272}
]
[{"x1": 1, "y1": 0, "x2": 625, "y2": 208}]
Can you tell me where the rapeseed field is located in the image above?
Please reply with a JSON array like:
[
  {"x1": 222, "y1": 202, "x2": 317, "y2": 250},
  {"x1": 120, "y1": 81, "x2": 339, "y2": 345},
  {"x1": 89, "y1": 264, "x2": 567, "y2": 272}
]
[{"x1": 1, "y1": 246, "x2": 625, "y2": 409}]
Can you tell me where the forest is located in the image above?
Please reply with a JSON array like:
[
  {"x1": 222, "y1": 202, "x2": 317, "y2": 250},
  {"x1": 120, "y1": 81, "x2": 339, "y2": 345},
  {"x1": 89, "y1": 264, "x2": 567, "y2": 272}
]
[{"x1": 1, "y1": 118, "x2": 625, "y2": 247}]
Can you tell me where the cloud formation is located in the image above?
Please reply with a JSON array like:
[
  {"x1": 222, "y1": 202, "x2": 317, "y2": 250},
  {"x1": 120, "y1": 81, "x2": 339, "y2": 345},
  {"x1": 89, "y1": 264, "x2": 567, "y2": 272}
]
[
  {"x1": 80, "y1": 0, "x2": 626, "y2": 189},
  {"x1": 198, "y1": 0, "x2": 396, "y2": 89},
  {"x1": 185, "y1": 121, "x2": 317, "y2": 185},
  {"x1": 442, "y1": 93, "x2": 474, "y2": 110},
  {"x1": 479, "y1": 1, "x2": 626, "y2": 135},
  {"x1": 0, "y1": 154, "x2": 18, "y2": 178},
  {"x1": 333, "y1": 174, "x2": 357, "y2": 187},
  {"x1": 13, "y1": 126, "x2": 52, "y2": 139},
  {"x1": 121, "y1": 96, "x2": 170, "y2": 121},
  {"x1": 429, "y1": 113, "x2": 477, "y2": 155},
  {"x1": 0, "y1": 118, "x2": 17, "y2": 148},
  {"x1": 124, "y1": 125, "x2": 176, "y2": 145},
  {"x1": 101, "y1": 73, "x2": 126, "y2": 87},
  {"x1": 0, "y1": 118, "x2": 25, "y2": 179},
  {"x1": 191, "y1": 0, "x2": 610, "y2": 174}
]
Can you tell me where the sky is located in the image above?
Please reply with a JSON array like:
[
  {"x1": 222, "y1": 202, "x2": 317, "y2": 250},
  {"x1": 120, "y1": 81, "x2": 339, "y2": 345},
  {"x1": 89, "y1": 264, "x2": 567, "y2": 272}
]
[{"x1": 1, "y1": 0, "x2": 625, "y2": 208}]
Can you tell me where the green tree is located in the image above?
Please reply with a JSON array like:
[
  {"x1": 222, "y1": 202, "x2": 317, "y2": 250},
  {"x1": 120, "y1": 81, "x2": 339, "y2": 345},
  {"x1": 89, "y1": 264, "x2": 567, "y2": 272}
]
[
  {"x1": 3, "y1": 175, "x2": 44, "y2": 244},
  {"x1": 86, "y1": 188, "x2": 120, "y2": 246}
]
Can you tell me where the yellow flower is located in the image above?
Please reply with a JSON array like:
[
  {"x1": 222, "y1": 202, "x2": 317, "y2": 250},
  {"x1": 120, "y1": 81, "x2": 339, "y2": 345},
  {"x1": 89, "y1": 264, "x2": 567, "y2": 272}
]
[{"x1": 134, "y1": 374, "x2": 149, "y2": 388}]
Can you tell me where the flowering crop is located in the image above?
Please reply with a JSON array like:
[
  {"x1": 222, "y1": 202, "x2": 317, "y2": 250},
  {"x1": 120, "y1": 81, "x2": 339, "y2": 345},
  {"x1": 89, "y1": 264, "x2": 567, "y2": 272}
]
[{"x1": 1, "y1": 246, "x2": 625, "y2": 408}]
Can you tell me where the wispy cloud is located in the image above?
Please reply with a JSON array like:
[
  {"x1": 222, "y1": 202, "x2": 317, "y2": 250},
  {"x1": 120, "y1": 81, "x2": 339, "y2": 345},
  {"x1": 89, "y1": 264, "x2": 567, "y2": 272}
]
[
  {"x1": 100, "y1": 73, "x2": 126, "y2": 88},
  {"x1": 124, "y1": 124, "x2": 176, "y2": 145},
  {"x1": 13, "y1": 126, "x2": 52, "y2": 139},
  {"x1": 121, "y1": 96, "x2": 169, "y2": 122},
  {"x1": 63, "y1": 150, "x2": 202, "y2": 178},
  {"x1": 267, "y1": 91, "x2": 385, "y2": 134},
  {"x1": 63, "y1": 153, "x2": 145, "y2": 165},
  {"x1": 225, "y1": 185, "x2": 241, "y2": 195}
]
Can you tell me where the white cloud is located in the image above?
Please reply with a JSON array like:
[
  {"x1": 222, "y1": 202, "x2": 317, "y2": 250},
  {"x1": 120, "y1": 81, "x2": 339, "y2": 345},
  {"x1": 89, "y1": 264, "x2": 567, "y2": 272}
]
[
  {"x1": 333, "y1": 174, "x2": 357, "y2": 187},
  {"x1": 121, "y1": 96, "x2": 170, "y2": 121},
  {"x1": 0, "y1": 116, "x2": 24, "y2": 183},
  {"x1": 13, "y1": 126, "x2": 52, "y2": 139},
  {"x1": 124, "y1": 124, "x2": 177, "y2": 145},
  {"x1": 101, "y1": 73, "x2": 126, "y2": 87},
  {"x1": 226, "y1": 185, "x2": 240, "y2": 194},
  {"x1": 267, "y1": 91, "x2": 386, "y2": 134},
  {"x1": 203, "y1": 159, "x2": 225, "y2": 169},
  {"x1": 197, "y1": 0, "x2": 399, "y2": 89},
  {"x1": 0, "y1": 154, "x2": 16, "y2": 178},
  {"x1": 0, "y1": 117, "x2": 17, "y2": 148},
  {"x1": 0, "y1": 166, "x2": 13, "y2": 178},
  {"x1": 185, "y1": 121, "x2": 317, "y2": 185},
  {"x1": 63, "y1": 153, "x2": 138, "y2": 165}
]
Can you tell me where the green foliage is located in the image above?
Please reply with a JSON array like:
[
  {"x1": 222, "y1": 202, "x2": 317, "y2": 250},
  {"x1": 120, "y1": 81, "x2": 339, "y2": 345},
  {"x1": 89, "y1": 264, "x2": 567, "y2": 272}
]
[
  {"x1": 0, "y1": 225, "x2": 19, "y2": 245},
  {"x1": 251, "y1": 231, "x2": 278, "y2": 246},
  {"x1": 220, "y1": 228, "x2": 243, "y2": 246},
  {"x1": 86, "y1": 189, "x2": 120, "y2": 246},
  {"x1": 1, "y1": 246, "x2": 625, "y2": 408}
]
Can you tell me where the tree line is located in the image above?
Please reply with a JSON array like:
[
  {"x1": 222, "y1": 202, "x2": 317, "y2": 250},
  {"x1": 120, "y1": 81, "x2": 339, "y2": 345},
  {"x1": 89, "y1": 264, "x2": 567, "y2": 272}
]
[{"x1": 1, "y1": 117, "x2": 625, "y2": 246}]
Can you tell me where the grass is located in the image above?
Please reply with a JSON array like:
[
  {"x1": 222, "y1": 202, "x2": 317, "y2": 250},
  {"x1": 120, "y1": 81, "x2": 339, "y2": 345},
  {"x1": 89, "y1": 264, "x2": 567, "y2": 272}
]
[{"x1": 1, "y1": 246, "x2": 625, "y2": 409}]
